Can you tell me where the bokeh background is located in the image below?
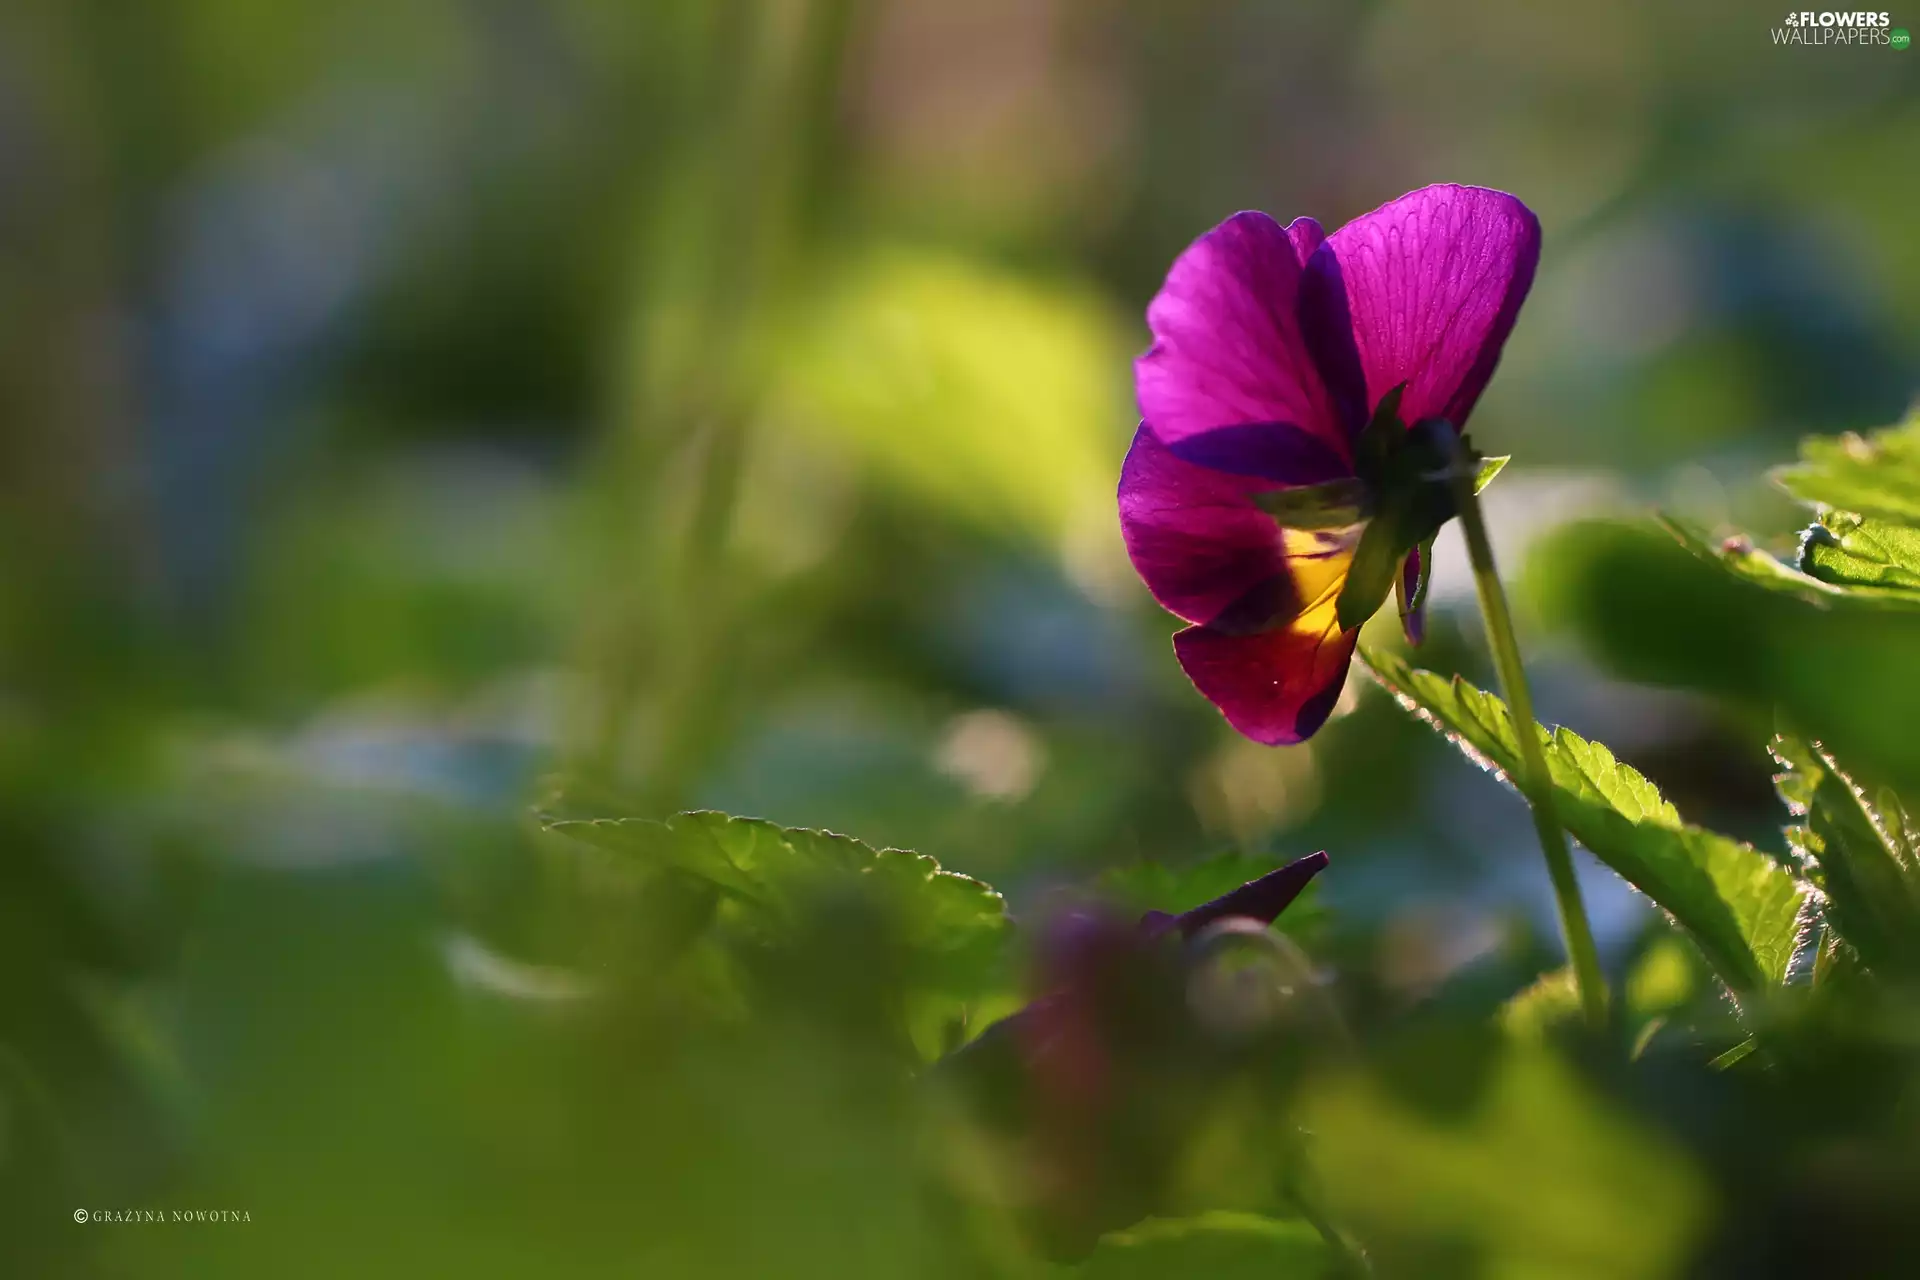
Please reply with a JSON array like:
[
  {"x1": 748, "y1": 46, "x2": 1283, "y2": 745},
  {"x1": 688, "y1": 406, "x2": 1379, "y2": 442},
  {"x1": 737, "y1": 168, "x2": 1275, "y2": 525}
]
[{"x1": 3, "y1": 1, "x2": 1917, "y2": 1276}]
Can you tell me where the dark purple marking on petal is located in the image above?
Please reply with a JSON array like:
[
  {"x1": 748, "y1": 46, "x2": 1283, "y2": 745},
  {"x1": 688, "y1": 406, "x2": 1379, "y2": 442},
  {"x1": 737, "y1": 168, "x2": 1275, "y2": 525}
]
[
  {"x1": 1293, "y1": 667, "x2": 1349, "y2": 739},
  {"x1": 1119, "y1": 425, "x2": 1295, "y2": 630},
  {"x1": 1122, "y1": 424, "x2": 1359, "y2": 635},
  {"x1": 1299, "y1": 245, "x2": 1369, "y2": 441},
  {"x1": 1135, "y1": 211, "x2": 1350, "y2": 459},
  {"x1": 1162, "y1": 421, "x2": 1351, "y2": 485},
  {"x1": 1200, "y1": 575, "x2": 1300, "y2": 637},
  {"x1": 1322, "y1": 184, "x2": 1540, "y2": 429},
  {"x1": 1171, "y1": 622, "x2": 1357, "y2": 747}
]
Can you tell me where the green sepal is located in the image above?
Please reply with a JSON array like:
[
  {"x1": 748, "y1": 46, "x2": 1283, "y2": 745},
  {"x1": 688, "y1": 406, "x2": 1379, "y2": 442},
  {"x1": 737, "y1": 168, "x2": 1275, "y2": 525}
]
[
  {"x1": 1475, "y1": 454, "x2": 1510, "y2": 494},
  {"x1": 1336, "y1": 414, "x2": 1465, "y2": 630},
  {"x1": 1252, "y1": 477, "x2": 1372, "y2": 530},
  {"x1": 1352, "y1": 384, "x2": 1408, "y2": 481},
  {"x1": 1337, "y1": 516, "x2": 1411, "y2": 630}
]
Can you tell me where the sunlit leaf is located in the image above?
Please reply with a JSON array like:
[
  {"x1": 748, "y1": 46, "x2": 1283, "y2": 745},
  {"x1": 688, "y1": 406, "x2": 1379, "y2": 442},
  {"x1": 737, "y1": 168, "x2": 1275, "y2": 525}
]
[
  {"x1": 770, "y1": 247, "x2": 1128, "y2": 544},
  {"x1": 1658, "y1": 515, "x2": 1920, "y2": 612},
  {"x1": 1771, "y1": 737, "x2": 1920, "y2": 978},
  {"x1": 1774, "y1": 408, "x2": 1920, "y2": 523},
  {"x1": 540, "y1": 810, "x2": 1013, "y2": 1056},
  {"x1": 544, "y1": 810, "x2": 1005, "y2": 950},
  {"x1": 1800, "y1": 511, "x2": 1920, "y2": 594},
  {"x1": 1626, "y1": 936, "x2": 1699, "y2": 1018},
  {"x1": 1076, "y1": 1212, "x2": 1331, "y2": 1279},
  {"x1": 1474, "y1": 454, "x2": 1510, "y2": 493},
  {"x1": 1500, "y1": 967, "x2": 1581, "y2": 1042},
  {"x1": 1531, "y1": 519, "x2": 1920, "y2": 792},
  {"x1": 1360, "y1": 647, "x2": 1808, "y2": 995}
]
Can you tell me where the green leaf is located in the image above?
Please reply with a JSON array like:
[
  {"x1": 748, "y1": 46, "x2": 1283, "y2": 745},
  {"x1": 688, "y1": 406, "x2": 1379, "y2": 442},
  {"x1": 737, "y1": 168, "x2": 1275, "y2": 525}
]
[
  {"x1": 1774, "y1": 408, "x2": 1920, "y2": 523},
  {"x1": 1771, "y1": 737, "x2": 1920, "y2": 977},
  {"x1": 543, "y1": 810, "x2": 1005, "y2": 951},
  {"x1": 1360, "y1": 647, "x2": 1808, "y2": 994},
  {"x1": 1532, "y1": 519, "x2": 1920, "y2": 794},
  {"x1": 1077, "y1": 1213, "x2": 1331, "y2": 1279},
  {"x1": 1658, "y1": 515, "x2": 1920, "y2": 611},
  {"x1": 1474, "y1": 454, "x2": 1510, "y2": 493},
  {"x1": 540, "y1": 811, "x2": 1014, "y2": 1054},
  {"x1": 1252, "y1": 477, "x2": 1372, "y2": 530},
  {"x1": 770, "y1": 247, "x2": 1130, "y2": 542},
  {"x1": 1800, "y1": 510, "x2": 1920, "y2": 593},
  {"x1": 1500, "y1": 967, "x2": 1582, "y2": 1042}
]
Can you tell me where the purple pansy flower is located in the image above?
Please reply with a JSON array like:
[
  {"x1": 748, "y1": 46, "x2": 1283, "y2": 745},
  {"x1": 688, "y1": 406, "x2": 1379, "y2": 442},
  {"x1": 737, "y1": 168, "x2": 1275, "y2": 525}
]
[{"x1": 1120, "y1": 184, "x2": 1540, "y2": 745}]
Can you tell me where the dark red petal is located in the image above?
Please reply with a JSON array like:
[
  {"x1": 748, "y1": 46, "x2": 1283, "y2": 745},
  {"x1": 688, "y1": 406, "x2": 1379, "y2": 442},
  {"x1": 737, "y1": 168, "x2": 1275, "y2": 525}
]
[{"x1": 1172, "y1": 620, "x2": 1358, "y2": 746}]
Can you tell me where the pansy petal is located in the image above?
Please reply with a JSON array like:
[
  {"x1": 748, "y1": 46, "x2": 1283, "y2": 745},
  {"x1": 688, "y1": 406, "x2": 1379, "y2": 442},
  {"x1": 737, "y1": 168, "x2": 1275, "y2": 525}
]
[
  {"x1": 1399, "y1": 546, "x2": 1428, "y2": 646},
  {"x1": 1166, "y1": 851, "x2": 1329, "y2": 937},
  {"x1": 1320, "y1": 184, "x2": 1539, "y2": 428},
  {"x1": 1285, "y1": 216, "x2": 1327, "y2": 264},
  {"x1": 1136, "y1": 211, "x2": 1350, "y2": 458},
  {"x1": 1172, "y1": 620, "x2": 1358, "y2": 747},
  {"x1": 1119, "y1": 423, "x2": 1349, "y2": 632}
]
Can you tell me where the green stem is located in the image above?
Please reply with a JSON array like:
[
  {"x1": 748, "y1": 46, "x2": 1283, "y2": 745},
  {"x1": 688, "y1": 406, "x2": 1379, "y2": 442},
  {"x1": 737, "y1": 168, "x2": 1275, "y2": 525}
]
[{"x1": 1448, "y1": 446, "x2": 1609, "y2": 1030}]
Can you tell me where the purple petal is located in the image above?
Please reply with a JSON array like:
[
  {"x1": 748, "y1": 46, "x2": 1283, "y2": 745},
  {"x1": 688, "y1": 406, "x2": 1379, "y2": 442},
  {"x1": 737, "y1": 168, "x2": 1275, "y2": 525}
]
[
  {"x1": 1400, "y1": 546, "x2": 1427, "y2": 646},
  {"x1": 1285, "y1": 216, "x2": 1328, "y2": 264},
  {"x1": 1118, "y1": 424, "x2": 1348, "y2": 633},
  {"x1": 1318, "y1": 185, "x2": 1539, "y2": 428},
  {"x1": 1136, "y1": 212, "x2": 1352, "y2": 460},
  {"x1": 1172, "y1": 620, "x2": 1357, "y2": 746},
  {"x1": 1165, "y1": 851, "x2": 1328, "y2": 937}
]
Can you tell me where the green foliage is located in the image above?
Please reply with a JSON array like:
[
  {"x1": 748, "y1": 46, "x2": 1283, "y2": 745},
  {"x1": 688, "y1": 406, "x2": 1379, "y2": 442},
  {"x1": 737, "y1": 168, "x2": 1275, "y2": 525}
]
[
  {"x1": 1772, "y1": 737, "x2": 1920, "y2": 979},
  {"x1": 1360, "y1": 647, "x2": 1808, "y2": 995},
  {"x1": 1530, "y1": 518, "x2": 1920, "y2": 792},
  {"x1": 1499, "y1": 967, "x2": 1583, "y2": 1042},
  {"x1": 1307, "y1": 1044, "x2": 1708, "y2": 1279},
  {"x1": 1534, "y1": 414, "x2": 1920, "y2": 991},
  {"x1": 1474, "y1": 454, "x2": 1511, "y2": 492},
  {"x1": 1774, "y1": 408, "x2": 1920, "y2": 524},
  {"x1": 769, "y1": 247, "x2": 1129, "y2": 545},
  {"x1": 1800, "y1": 511, "x2": 1920, "y2": 594},
  {"x1": 1659, "y1": 515, "x2": 1920, "y2": 612},
  {"x1": 540, "y1": 810, "x2": 1013, "y2": 1058},
  {"x1": 1075, "y1": 1213, "x2": 1332, "y2": 1279}
]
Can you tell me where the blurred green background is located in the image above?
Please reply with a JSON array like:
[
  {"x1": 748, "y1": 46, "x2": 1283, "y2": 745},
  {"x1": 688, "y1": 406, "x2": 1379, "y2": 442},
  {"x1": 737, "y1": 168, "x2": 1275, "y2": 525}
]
[{"x1": 2, "y1": 1, "x2": 1916, "y2": 1276}]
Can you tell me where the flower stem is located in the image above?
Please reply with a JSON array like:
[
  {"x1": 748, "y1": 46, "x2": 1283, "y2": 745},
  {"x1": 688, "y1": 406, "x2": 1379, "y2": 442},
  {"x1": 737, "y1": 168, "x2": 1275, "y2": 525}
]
[{"x1": 1448, "y1": 446, "x2": 1608, "y2": 1030}]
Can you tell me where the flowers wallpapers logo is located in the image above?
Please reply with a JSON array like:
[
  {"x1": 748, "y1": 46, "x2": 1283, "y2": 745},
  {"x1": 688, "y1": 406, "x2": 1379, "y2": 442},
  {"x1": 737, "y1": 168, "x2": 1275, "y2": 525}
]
[{"x1": 1774, "y1": 9, "x2": 1900, "y2": 42}]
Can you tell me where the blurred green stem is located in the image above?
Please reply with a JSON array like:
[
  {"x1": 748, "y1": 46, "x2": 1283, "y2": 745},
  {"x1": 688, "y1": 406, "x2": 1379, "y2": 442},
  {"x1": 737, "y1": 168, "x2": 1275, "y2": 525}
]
[
  {"x1": 1448, "y1": 443, "x2": 1609, "y2": 1030},
  {"x1": 1278, "y1": 1132, "x2": 1370, "y2": 1276},
  {"x1": 576, "y1": 0, "x2": 859, "y2": 797}
]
